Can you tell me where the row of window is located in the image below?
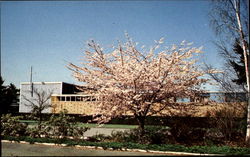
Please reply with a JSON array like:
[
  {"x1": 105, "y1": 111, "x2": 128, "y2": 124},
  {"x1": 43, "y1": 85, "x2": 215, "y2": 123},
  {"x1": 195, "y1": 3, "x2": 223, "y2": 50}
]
[
  {"x1": 51, "y1": 93, "x2": 247, "y2": 103},
  {"x1": 51, "y1": 96, "x2": 97, "y2": 102},
  {"x1": 177, "y1": 93, "x2": 247, "y2": 103}
]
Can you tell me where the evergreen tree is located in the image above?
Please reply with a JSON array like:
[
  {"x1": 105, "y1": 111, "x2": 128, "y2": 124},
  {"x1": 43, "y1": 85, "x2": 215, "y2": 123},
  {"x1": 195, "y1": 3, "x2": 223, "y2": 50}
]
[
  {"x1": 0, "y1": 76, "x2": 8, "y2": 113},
  {"x1": 229, "y1": 39, "x2": 248, "y2": 86},
  {"x1": 0, "y1": 76, "x2": 19, "y2": 114}
]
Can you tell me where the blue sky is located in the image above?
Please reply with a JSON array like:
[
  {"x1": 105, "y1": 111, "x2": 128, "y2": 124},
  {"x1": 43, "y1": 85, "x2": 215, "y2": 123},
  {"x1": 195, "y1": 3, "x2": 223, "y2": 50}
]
[{"x1": 1, "y1": 1, "x2": 222, "y2": 90}]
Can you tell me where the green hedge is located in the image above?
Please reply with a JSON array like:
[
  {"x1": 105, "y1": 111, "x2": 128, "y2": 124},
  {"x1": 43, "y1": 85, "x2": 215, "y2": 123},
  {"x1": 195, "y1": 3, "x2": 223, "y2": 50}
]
[{"x1": 2, "y1": 136, "x2": 250, "y2": 155}]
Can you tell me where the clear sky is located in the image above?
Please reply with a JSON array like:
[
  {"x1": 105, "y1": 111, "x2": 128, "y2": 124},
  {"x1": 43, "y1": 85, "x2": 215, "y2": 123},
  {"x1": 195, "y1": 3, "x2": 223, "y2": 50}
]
[{"x1": 1, "y1": 1, "x2": 222, "y2": 90}]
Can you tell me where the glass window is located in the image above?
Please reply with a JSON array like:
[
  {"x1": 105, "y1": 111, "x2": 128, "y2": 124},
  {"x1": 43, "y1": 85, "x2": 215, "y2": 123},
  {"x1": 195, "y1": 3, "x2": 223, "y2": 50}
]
[
  {"x1": 71, "y1": 96, "x2": 76, "y2": 101},
  {"x1": 210, "y1": 93, "x2": 224, "y2": 102},
  {"x1": 176, "y1": 97, "x2": 190, "y2": 103},
  {"x1": 61, "y1": 96, "x2": 65, "y2": 101},
  {"x1": 86, "y1": 96, "x2": 92, "y2": 101},
  {"x1": 76, "y1": 96, "x2": 81, "y2": 101}
]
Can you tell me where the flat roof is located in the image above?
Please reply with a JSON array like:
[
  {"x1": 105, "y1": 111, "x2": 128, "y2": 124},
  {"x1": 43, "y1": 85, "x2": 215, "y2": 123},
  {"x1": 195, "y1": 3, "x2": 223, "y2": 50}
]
[
  {"x1": 52, "y1": 94, "x2": 96, "y2": 96},
  {"x1": 20, "y1": 81, "x2": 83, "y2": 87},
  {"x1": 20, "y1": 82, "x2": 246, "y2": 93},
  {"x1": 21, "y1": 82, "x2": 63, "y2": 85},
  {"x1": 205, "y1": 91, "x2": 246, "y2": 93},
  {"x1": 20, "y1": 82, "x2": 81, "y2": 86}
]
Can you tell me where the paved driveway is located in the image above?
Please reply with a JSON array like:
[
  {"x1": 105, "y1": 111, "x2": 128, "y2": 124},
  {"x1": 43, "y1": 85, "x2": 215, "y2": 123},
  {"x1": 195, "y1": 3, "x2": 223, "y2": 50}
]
[
  {"x1": 2, "y1": 142, "x2": 166, "y2": 156},
  {"x1": 84, "y1": 128, "x2": 129, "y2": 137}
]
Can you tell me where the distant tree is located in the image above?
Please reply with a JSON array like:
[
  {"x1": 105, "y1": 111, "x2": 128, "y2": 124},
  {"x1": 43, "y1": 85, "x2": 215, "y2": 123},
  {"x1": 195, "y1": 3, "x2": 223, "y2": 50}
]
[
  {"x1": 22, "y1": 88, "x2": 53, "y2": 130},
  {"x1": 0, "y1": 76, "x2": 19, "y2": 114},
  {"x1": 68, "y1": 34, "x2": 217, "y2": 138}
]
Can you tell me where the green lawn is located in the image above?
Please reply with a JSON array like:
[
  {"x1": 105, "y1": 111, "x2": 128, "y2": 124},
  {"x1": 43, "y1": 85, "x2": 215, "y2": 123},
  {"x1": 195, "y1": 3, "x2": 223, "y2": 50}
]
[
  {"x1": 19, "y1": 120, "x2": 37, "y2": 125},
  {"x1": 75, "y1": 123, "x2": 138, "y2": 129},
  {"x1": 19, "y1": 120, "x2": 138, "y2": 129}
]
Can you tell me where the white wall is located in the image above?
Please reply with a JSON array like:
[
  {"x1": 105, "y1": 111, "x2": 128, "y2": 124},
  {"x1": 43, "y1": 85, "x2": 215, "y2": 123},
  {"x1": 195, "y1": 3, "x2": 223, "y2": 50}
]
[{"x1": 19, "y1": 82, "x2": 62, "y2": 113}]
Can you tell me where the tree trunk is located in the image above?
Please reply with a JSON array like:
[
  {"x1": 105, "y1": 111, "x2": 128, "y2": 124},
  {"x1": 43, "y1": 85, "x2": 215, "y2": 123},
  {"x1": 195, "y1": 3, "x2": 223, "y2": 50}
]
[
  {"x1": 233, "y1": 0, "x2": 250, "y2": 144},
  {"x1": 136, "y1": 115, "x2": 146, "y2": 142},
  {"x1": 247, "y1": 93, "x2": 250, "y2": 144},
  {"x1": 38, "y1": 111, "x2": 42, "y2": 132}
]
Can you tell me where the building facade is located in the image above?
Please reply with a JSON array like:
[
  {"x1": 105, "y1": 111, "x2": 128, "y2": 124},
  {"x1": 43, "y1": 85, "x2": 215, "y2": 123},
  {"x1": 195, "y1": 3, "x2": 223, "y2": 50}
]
[
  {"x1": 19, "y1": 82, "x2": 81, "y2": 113},
  {"x1": 19, "y1": 81, "x2": 247, "y2": 116}
]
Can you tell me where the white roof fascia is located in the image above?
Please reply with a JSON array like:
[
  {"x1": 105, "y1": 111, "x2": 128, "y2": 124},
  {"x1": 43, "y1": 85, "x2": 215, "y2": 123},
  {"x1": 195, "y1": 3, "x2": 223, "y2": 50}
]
[
  {"x1": 206, "y1": 91, "x2": 246, "y2": 93},
  {"x1": 21, "y1": 82, "x2": 64, "y2": 85},
  {"x1": 51, "y1": 94, "x2": 96, "y2": 97}
]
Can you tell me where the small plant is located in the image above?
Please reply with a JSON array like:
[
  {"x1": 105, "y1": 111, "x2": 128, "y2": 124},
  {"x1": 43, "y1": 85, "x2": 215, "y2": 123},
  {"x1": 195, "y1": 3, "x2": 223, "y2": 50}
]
[{"x1": 1, "y1": 114, "x2": 28, "y2": 137}]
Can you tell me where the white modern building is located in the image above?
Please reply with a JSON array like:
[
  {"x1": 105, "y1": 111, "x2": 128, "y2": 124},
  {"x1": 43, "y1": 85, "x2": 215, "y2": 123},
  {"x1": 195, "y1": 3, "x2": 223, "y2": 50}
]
[{"x1": 19, "y1": 82, "x2": 80, "y2": 113}]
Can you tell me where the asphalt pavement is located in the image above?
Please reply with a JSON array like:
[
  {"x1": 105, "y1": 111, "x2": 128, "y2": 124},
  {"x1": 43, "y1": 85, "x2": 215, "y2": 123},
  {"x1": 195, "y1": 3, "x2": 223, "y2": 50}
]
[{"x1": 2, "y1": 142, "x2": 167, "y2": 156}]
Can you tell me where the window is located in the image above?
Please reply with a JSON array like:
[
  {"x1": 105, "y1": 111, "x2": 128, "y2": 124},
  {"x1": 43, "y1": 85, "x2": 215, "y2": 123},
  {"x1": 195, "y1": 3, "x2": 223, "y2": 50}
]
[
  {"x1": 76, "y1": 96, "x2": 81, "y2": 101},
  {"x1": 71, "y1": 96, "x2": 76, "y2": 101},
  {"x1": 176, "y1": 97, "x2": 190, "y2": 103},
  {"x1": 61, "y1": 96, "x2": 65, "y2": 101}
]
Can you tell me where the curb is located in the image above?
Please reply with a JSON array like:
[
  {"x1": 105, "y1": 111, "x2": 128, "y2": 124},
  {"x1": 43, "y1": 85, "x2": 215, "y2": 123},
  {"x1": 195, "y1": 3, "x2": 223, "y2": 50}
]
[{"x1": 0, "y1": 140, "x2": 241, "y2": 156}]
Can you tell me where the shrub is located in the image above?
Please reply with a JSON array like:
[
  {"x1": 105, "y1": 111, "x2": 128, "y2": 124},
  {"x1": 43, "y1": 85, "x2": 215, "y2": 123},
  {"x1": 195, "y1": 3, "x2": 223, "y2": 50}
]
[
  {"x1": 1, "y1": 114, "x2": 28, "y2": 137},
  {"x1": 24, "y1": 110, "x2": 90, "y2": 139},
  {"x1": 41, "y1": 110, "x2": 90, "y2": 138},
  {"x1": 110, "y1": 130, "x2": 131, "y2": 142},
  {"x1": 88, "y1": 134, "x2": 111, "y2": 142},
  {"x1": 143, "y1": 126, "x2": 172, "y2": 144},
  {"x1": 206, "y1": 105, "x2": 246, "y2": 141},
  {"x1": 26, "y1": 124, "x2": 51, "y2": 138},
  {"x1": 169, "y1": 119, "x2": 207, "y2": 144},
  {"x1": 109, "y1": 125, "x2": 172, "y2": 144}
]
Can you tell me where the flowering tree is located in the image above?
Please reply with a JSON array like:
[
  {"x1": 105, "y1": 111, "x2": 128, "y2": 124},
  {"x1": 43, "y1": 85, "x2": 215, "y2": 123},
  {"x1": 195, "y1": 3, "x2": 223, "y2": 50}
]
[{"x1": 68, "y1": 34, "x2": 215, "y2": 135}]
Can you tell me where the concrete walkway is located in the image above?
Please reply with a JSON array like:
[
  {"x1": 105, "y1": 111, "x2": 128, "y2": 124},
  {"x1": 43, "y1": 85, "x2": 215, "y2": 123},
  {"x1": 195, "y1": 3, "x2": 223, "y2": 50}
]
[
  {"x1": 28, "y1": 125, "x2": 130, "y2": 137},
  {"x1": 84, "y1": 128, "x2": 129, "y2": 137},
  {"x1": 2, "y1": 142, "x2": 166, "y2": 156}
]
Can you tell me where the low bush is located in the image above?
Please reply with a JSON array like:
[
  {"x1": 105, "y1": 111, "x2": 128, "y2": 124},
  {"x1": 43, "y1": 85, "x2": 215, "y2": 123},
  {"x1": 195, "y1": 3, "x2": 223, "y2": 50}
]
[
  {"x1": 109, "y1": 125, "x2": 172, "y2": 144},
  {"x1": 206, "y1": 104, "x2": 247, "y2": 141},
  {"x1": 2, "y1": 111, "x2": 90, "y2": 139},
  {"x1": 88, "y1": 134, "x2": 111, "y2": 142},
  {"x1": 169, "y1": 120, "x2": 207, "y2": 145},
  {"x1": 25, "y1": 110, "x2": 90, "y2": 139},
  {"x1": 1, "y1": 114, "x2": 28, "y2": 137}
]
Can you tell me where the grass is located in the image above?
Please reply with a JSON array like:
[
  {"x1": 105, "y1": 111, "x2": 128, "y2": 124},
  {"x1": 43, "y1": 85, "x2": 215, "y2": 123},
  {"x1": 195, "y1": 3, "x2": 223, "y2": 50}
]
[
  {"x1": 3, "y1": 135, "x2": 250, "y2": 155},
  {"x1": 75, "y1": 123, "x2": 138, "y2": 129},
  {"x1": 19, "y1": 120, "x2": 138, "y2": 129},
  {"x1": 19, "y1": 120, "x2": 38, "y2": 125}
]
